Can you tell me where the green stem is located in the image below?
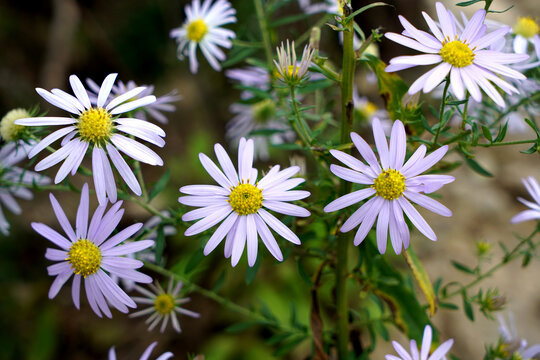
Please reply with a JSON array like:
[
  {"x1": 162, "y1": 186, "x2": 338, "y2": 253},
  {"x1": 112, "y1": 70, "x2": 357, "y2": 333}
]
[
  {"x1": 336, "y1": 10, "x2": 357, "y2": 359},
  {"x1": 128, "y1": 194, "x2": 170, "y2": 219},
  {"x1": 144, "y1": 261, "x2": 300, "y2": 333},
  {"x1": 432, "y1": 76, "x2": 451, "y2": 148},
  {"x1": 460, "y1": 93, "x2": 470, "y2": 132},
  {"x1": 1, "y1": 180, "x2": 74, "y2": 192},
  {"x1": 253, "y1": 0, "x2": 274, "y2": 72},
  {"x1": 133, "y1": 160, "x2": 148, "y2": 201},
  {"x1": 493, "y1": 91, "x2": 540, "y2": 126},
  {"x1": 474, "y1": 139, "x2": 537, "y2": 147},
  {"x1": 289, "y1": 86, "x2": 312, "y2": 145},
  {"x1": 443, "y1": 227, "x2": 539, "y2": 300}
]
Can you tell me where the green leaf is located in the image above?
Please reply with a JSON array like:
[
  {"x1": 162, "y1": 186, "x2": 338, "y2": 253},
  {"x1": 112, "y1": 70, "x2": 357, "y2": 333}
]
[
  {"x1": 446, "y1": 99, "x2": 469, "y2": 106},
  {"x1": 404, "y1": 246, "x2": 438, "y2": 316},
  {"x1": 451, "y1": 260, "x2": 475, "y2": 274},
  {"x1": 494, "y1": 122, "x2": 508, "y2": 143},
  {"x1": 185, "y1": 248, "x2": 205, "y2": 274},
  {"x1": 273, "y1": 335, "x2": 307, "y2": 357},
  {"x1": 148, "y1": 170, "x2": 170, "y2": 201},
  {"x1": 270, "y1": 13, "x2": 311, "y2": 27},
  {"x1": 225, "y1": 322, "x2": 254, "y2": 333},
  {"x1": 211, "y1": 271, "x2": 226, "y2": 292},
  {"x1": 456, "y1": 0, "x2": 483, "y2": 6},
  {"x1": 481, "y1": 125, "x2": 493, "y2": 143},
  {"x1": 28, "y1": 307, "x2": 57, "y2": 360},
  {"x1": 439, "y1": 302, "x2": 459, "y2": 310},
  {"x1": 297, "y1": 258, "x2": 313, "y2": 286},
  {"x1": 462, "y1": 291, "x2": 475, "y2": 321},
  {"x1": 465, "y1": 157, "x2": 493, "y2": 177},
  {"x1": 345, "y1": 2, "x2": 391, "y2": 23}
]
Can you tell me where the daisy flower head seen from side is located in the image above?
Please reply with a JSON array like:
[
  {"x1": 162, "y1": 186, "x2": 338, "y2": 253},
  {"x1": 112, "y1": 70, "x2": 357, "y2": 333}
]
[
  {"x1": 86, "y1": 78, "x2": 181, "y2": 125},
  {"x1": 384, "y1": 2, "x2": 530, "y2": 107},
  {"x1": 34, "y1": 183, "x2": 154, "y2": 318},
  {"x1": 0, "y1": 108, "x2": 32, "y2": 143},
  {"x1": 386, "y1": 325, "x2": 454, "y2": 360},
  {"x1": 512, "y1": 16, "x2": 540, "y2": 55},
  {"x1": 14, "y1": 73, "x2": 165, "y2": 205},
  {"x1": 510, "y1": 176, "x2": 540, "y2": 224},
  {"x1": 0, "y1": 142, "x2": 50, "y2": 235},
  {"x1": 179, "y1": 138, "x2": 311, "y2": 267},
  {"x1": 324, "y1": 119, "x2": 455, "y2": 254},
  {"x1": 170, "y1": 0, "x2": 236, "y2": 74},
  {"x1": 130, "y1": 276, "x2": 199, "y2": 333},
  {"x1": 108, "y1": 342, "x2": 173, "y2": 360},
  {"x1": 274, "y1": 40, "x2": 315, "y2": 86}
]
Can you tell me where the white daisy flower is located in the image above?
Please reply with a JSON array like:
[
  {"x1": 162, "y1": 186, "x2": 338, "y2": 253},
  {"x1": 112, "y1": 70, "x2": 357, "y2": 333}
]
[
  {"x1": 384, "y1": 2, "x2": 529, "y2": 107},
  {"x1": 130, "y1": 276, "x2": 199, "y2": 333},
  {"x1": 109, "y1": 342, "x2": 173, "y2": 360},
  {"x1": 226, "y1": 100, "x2": 295, "y2": 161},
  {"x1": 14, "y1": 73, "x2": 165, "y2": 205},
  {"x1": 170, "y1": 0, "x2": 236, "y2": 74},
  {"x1": 386, "y1": 325, "x2": 454, "y2": 360},
  {"x1": 497, "y1": 313, "x2": 540, "y2": 359},
  {"x1": 86, "y1": 78, "x2": 181, "y2": 124},
  {"x1": 179, "y1": 138, "x2": 310, "y2": 267},
  {"x1": 34, "y1": 183, "x2": 154, "y2": 318},
  {"x1": 352, "y1": 89, "x2": 392, "y2": 135},
  {"x1": 512, "y1": 17, "x2": 540, "y2": 55},
  {"x1": 0, "y1": 142, "x2": 50, "y2": 235},
  {"x1": 274, "y1": 40, "x2": 315, "y2": 85},
  {"x1": 510, "y1": 176, "x2": 540, "y2": 224},
  {"x1": 324, "y1": 118, "x2": 454, "y2": 254},
  {"x1": 225, "y1": 66, "x2": 271, "y2": 99}
]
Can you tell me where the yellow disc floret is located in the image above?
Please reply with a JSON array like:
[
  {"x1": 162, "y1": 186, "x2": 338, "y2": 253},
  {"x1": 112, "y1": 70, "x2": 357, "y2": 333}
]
[
  {"x1": 440, "y1": 40, "x2": 475, "y2": 68},
  {"x1": 154, "y1": 294, "x2": 175, "y2": 315},
  {"x1": 67, "y1": 239, "x2": 102, "y2": 277},
  {"x1": 0, "y1": 108, "x2": 30, "y2": 141},
  {"x1": 78, "y1": 107, "x2": 113, "y2": 145},
  {"x1": 228, "y1": 183, "x2": 263, "y2": 215},
  {"x1": 514, "y1": 17, "x2": 539, "y2": 39},
  {"x1": 372, "y1": 169, "x2": 406, "y2": 200},
  {"x1": 186, "y1": 19, "x2": 208, "y2": 42}
]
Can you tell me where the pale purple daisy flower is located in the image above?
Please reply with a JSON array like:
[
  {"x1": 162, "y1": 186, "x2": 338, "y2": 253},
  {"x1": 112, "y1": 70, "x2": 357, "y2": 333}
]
[
  {"x1": 497, "y1": 313, "x2": 540, "y2": 359},
  {"x1": 510, "y1": 177, "x2": 540, "y2": 224},
  {"x1": 130, "y1": 276, "x2": 199, "y2": 333},
  {"x1": 324, "y1": 118, "x2": 454, "y2": 254},
  {"x1": 0, "y1": 142, "x2": 50, "y2": 235},
  {"x1": 15, "y1": 73, "x2": 165, "y2": 205},
  {"x1": 170, "y1": 0, "x2": 236, "y2": 74},
  {"x1": 179, "y1": 138, "x2": 310, "y2": 267},
  {"x1": 512, "y1": 17, "x2": 540, "y2": 55},
  {"x1": 226, "y1": 101, "x2": 295, "y2": 161},
  {"x1": 386, "y1": 325, "x2": 454, "y2": 360},
  {"x1": 34, "y1": 183, "x2": 154, "y2": 318},
  {"x1": 384, "y1": 2, "x2": 529, "y2": 107},
  {"x1": 109, "y1": 342, "x2": 173, "y2": 360},
  {"x1": 86, "y1": 79, "x2": 181, "y2": 124}
]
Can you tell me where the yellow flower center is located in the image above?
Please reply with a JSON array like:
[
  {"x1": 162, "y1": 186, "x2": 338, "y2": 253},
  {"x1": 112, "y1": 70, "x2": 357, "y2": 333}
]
[
  {"x1": 186, "y1": 19, "x2": 208, "y2": 42},
  {"x1": 0, "y1": 108, "x2": 30, "y2": 141},
  {"x1": 228, "y1": 183, "x2": 263, "y2": 215},
  {"x1": 67, "y1": 239, "x2": 102, "y2": 277},
  {"x1": 440, "y1": 40, "x2": 475, "y2": 68},
  {"x1": 513, "y1": 17, "x2": 539, "y2": 39},
  {"x1": 154, "y1": 294, "x2": 175, "y2": 315},
  {"x1": 372, "y1": 169, "x2": 406, "y2": 200},
  {"x1": 78, "y1": 107, "x2": 113, "y2": 145}
]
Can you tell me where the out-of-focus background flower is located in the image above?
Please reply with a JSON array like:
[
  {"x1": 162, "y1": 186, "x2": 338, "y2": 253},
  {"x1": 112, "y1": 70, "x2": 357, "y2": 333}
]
[{"x1": 0, "y1": 0, "x2": 539, "y2": 359}]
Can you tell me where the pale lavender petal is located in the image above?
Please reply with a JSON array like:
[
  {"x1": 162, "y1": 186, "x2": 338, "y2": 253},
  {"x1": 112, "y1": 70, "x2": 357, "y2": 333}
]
[
  {"x1": 373, "y1": 117, "x2": 390, "y2": 169},
  {"x1": 408, "y1": 67, "x2": 440, "y2": 95},
  {"x1": 329, "y1": 149, "x2": 371, "y2": 174},
  {"x1": 246, "y1": 214, "x2": 258, "y2": 267},
  {"x1": 398, "y1": 15, "x2": 441, "y2": 49},
  {"x1": 215, "y1": 143, "x2": 239, "y2": 185},
  {"x1": 32, "y1": 222, "x2": 72, "y2": 250},
  {"x1": 198, "y1": 153, "x2": 232, "y2": 189},
  {"x1": 97, "y1": 73, "x2": 118, "y2": 108},
  {"x1": 389, "y1": 120, "x2": 406, "y2": 169},
  {"x1": 351, "y1": 132, "x2": 381, "y2": 175},
  {"x1": 105, "y1": 87, "x2": 146, "y2": 110},
  {"x1": 92, "y1": 147, "x2": 107, "y2": 206},
  {"x1": 258, "y1": 208, "x2": 300, "y2": 245},
  {"x1": 324, "y1": 188, "x2": 376, "y2": 212},
  {"x1": 102, "y1": 240, "x2": 154, "y2": 256},
  {"x1": 114, "y1": 118, "x2": 165, "y2": 137},
  {"x1": 263, "y1": 200, "x2": 310, "y2": 217},
  {"x1": 423, "y1": 62, "x2": 451, "y2": 93},
  {"x1": 376, "y1": 200, "x2": 390, "y2": 254},
  {"x1": 510, "y1": 210, "x2": 540, "y2": 224},
  {"x1": 329, "y1": 164, "x2": 374, "y2": 184},
  {"x1": 398, "y1": 197, "x2": 437, "y2": 240},
  {"x1": 254, "y1": 214, "x2": 283, "y2": 261},
  {"x1": 340, "y1": 196, "x2": 378, "y2": 233},
  {"x1": 238, "y1": 138, "x2": 254, "y2": 182},
  {"x1": 182, "y1": 204, "x2": 230, "y2": 221},
  {"x1": 35, "y1": 139, "x2": 78, "y2": 172},
  {"x1": 436, "y1": 2, "x2": 455, "y2": 39},
  {"x1": 110, "y1": 134, "x2": 163, "y2": 166},
  {"x1": 404, "y1": 190, "x2": 452, "y2": 217},
  {"x1": 204, "y1": 213, "x2": 238, "y2": 255},
  {"x1": 27, "y1": 126, "x2": 76, "y2": 158},
  {"x1": 184, "y1": 206, "x2": 232, "y2": 236},
  {"x1": 49, "y1": 193, "x2": 77, "y2": 242},
  {"x1": 100, "y1": 223, "x2": 143, "y2": 251},
  {"x1": 110, "y1": 95, "x2": 156, "y2": 115},
  {"x1": 72, "y1": 275, "x2": 81, "y2": 309},
  {"x1": 45, "y1": 248, "x2": 67, "y2": 261},
  {"x1": 48, "y1": 269, "x2": 73, "y2": 299},
  {"x1": 106, "y1": 144, "x2": 142, "y2": 196},
  {"x1": 231, "y1": 215, "x2": 247, "y2": 267},
  {"x1": 116, "y1": 125, "x2": 165, "y2": 147},
  {"x1": 392, "y1": 341, "x2": 413, "y2": 360},
  {"x1": 257, "y1": 166, "x2": 300, "y2": 190},
  {"x1": 76, "y1": 183, "x2": 90, "y2": 239},
  {"x1": 180, "y1": 184, "x2": 229, "y2": 196},
  {"x1": 69, "y1": 75, "x2": 91, "y2": 109},
  {"x1": 427, "y1": 339, "x2": 453, "y2": 360},
  {"x1": 402, "y1": 145, "x2": 448, "y2": 178},
  {"x1": 353, "y1": 197, "x2": 384, "y2": 246},
  {"x1": 385, "y1": 32, "x2": 439, "y2": 53},
  {"x1": 263, "y1": 190, "x2": 310, "y2": 201}
]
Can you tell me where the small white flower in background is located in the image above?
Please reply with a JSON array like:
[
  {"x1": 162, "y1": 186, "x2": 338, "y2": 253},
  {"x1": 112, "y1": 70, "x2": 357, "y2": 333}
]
[
  {"x1": 226, "y1": 100, "x2": 295, "y2": 161},
  {"x1": 497, "y1": 313, "x2": 540, "y2": 359},
  {"x1": 179, "y1": 138, "x2": 310, "y2": 267},
  {"x1": 225, "y1": 66, "x2": 271, "y2": 99},
  {"x1": 0, "y1": 108, "x2": 31, "y2": 142},
  {"x1": 385, "y1": 325, "x2": 454, "y2": 360},
  {"x1": 108, "y1": 342, "x2": 173, "y2": 360},
  {"x1": 170, "y1": 0, "x2": 236, "y2": 74},
  {"x1": 298, "y1": 0, "x2": 341, "y2": 15},
  {"x1": 384, "y1": 2, "x2": 529, "y2": 108},
  {"x1": 274, "y1": 40, "x2": 315, "y2": 86},
  {"x1": 510, "y1": 177, "x2": 540, "y2": 224},
  {"x1": 324, "y1": 119, "x2": 454, "y2": 254},
  {"x1": 0, "y1": 142, "x2": 50, "y2": 235},
  {"x1": 512, "y1": 17, "x2": 540, "y2": 55},
  {"x1": 15, "y1": 73, "x2": 165, "y2": 205},
  {"x1": 86, "y1": 78, "x2": 181, "y2": 124},
  {"x1": 34, "y1": 183, "x2": 154, "y2": 318},
  {"x1": 130, "y1": 276, "x2": 199, "y2": 333},
  {"x1": 352, "y1": 89, "x2": 392, "y2": 136}
]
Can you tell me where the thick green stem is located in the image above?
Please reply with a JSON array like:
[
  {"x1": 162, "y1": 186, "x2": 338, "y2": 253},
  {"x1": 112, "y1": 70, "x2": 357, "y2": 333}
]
[
  {"x1": 336, "y1": 11, "x2": 357, "y2": 359},
  {"x1": 253, "y1": 0, "x2": 274, "y2": 72},
  {"x1": 432, "y1": 76, "x2": 451, "y2": 148}
]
